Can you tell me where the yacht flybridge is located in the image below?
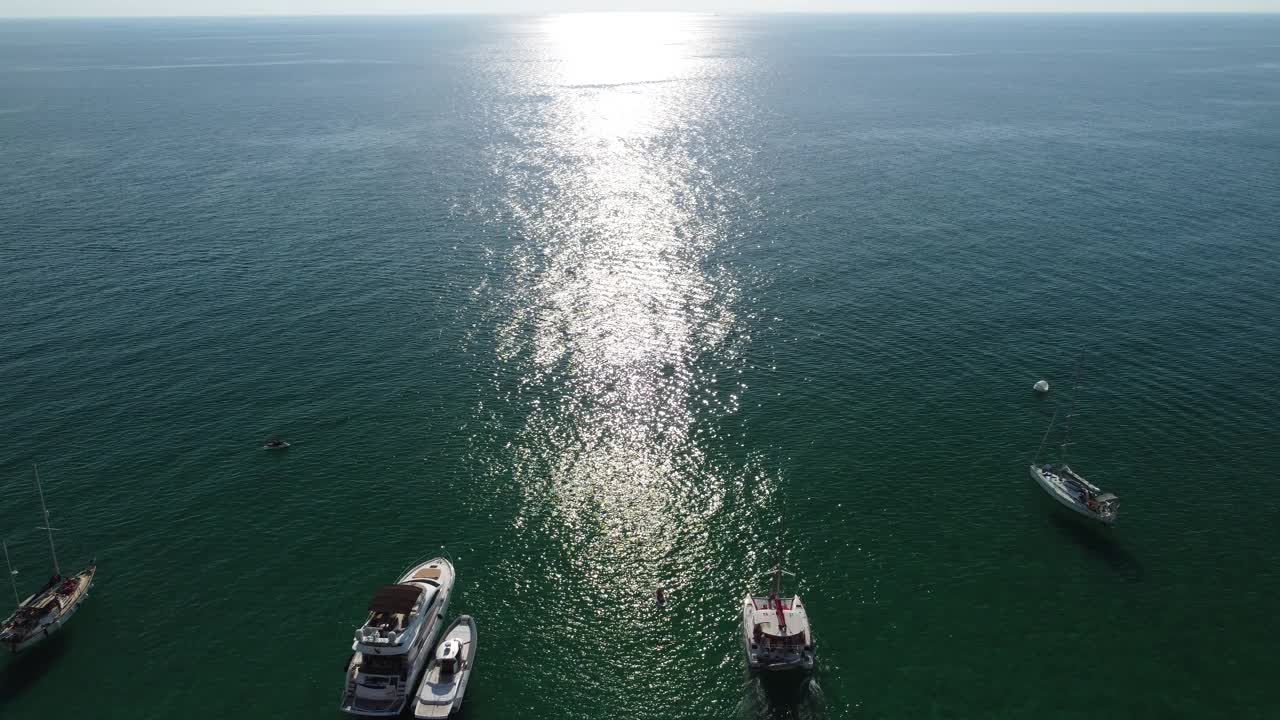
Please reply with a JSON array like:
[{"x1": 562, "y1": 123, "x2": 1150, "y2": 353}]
[
  {"x1": 341, "y1": 557, "x2": 454, "y2": 716},
  {"x1": 742, "y1": 564, "x2": 815, "y2": 673}
]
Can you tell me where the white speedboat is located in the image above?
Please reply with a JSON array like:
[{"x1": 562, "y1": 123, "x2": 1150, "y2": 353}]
[
  {"x1": 742, "y1": 565, "x2": 815, "y2": 673},
  {"x1": 341, "y1": 558, "x2": 454, "y2": 716},
  {"x1": 1, "y1": 466, "x2": 97, "y2": 654},
  {"x1": 413, "y1": 615, "x2": 477, "y2": 718}
]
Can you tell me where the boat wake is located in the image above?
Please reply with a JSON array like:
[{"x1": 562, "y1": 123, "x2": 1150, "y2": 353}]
[{"x1": 738, "y1": 672, "x2": 826, "y2": 720}]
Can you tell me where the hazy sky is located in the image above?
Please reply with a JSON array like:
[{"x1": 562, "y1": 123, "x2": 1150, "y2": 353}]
[{"x1": 3, "y1": 0, "x2": 1279, "y2": 17}]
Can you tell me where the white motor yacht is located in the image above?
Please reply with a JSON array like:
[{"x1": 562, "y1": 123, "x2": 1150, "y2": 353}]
[
  {"x1": 413, "y1": 615, "x2": 477, "y2": 718},
  {"x1": 340, "y1": 558, "x2": 454, "y2": 716}
]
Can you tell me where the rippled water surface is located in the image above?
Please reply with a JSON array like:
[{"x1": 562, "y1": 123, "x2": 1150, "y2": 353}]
[{"x1": 1, "y1": 13, "x2": 1279, "y2": 719}]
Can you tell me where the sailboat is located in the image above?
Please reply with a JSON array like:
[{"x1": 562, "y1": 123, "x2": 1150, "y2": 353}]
[
  {"x1": 0, "y1": 466, "x2": 97, "y2": 654},
  {"x1": 742, "y1": 564, "x2": 815, "y2": 672},
  {"x1": 1029, "y1": 370, "x2": 1119, "y2": 525}
]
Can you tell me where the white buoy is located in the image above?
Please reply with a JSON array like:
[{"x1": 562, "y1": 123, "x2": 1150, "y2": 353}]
[{"x1": 1033, "y1": 379, "x2": 1050, "y2": 393}]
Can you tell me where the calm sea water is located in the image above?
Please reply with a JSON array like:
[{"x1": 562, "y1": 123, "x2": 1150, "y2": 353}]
[{"x1": 1, "y1": 13, "x2": 1279, "y2": 719}]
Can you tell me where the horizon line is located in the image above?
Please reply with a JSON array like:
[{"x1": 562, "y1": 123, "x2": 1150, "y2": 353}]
[{"x1": 4, "y1": 10, "x2": 1280, "y2": 20}]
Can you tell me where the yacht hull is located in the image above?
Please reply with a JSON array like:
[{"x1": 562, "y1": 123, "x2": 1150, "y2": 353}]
[
  {"x1": 341, "y1": 558, "x2": 454, "y2": 717},
  {"x1": 3, "y1": 566, "x2": 96, "y2": 654},
  {"x1": 1030, "y1": 465, "x2": 1115, "y2": 525}
]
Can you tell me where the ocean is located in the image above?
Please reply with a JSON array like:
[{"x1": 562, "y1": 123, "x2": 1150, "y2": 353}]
[{"x1": 1, "y1": 13, "x2": 1278, "y2": 719}]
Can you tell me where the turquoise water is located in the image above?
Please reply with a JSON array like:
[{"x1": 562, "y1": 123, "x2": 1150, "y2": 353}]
[{"x1": 2, "y1": 13, "x2": 1279, "y2": 719}]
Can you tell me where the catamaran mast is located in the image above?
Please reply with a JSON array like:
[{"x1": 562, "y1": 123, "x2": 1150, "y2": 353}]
[
  {"x1": 764, "y1": 563, "x2": 794, "y2": 595},
  {"x1": 32, "y1": 465, "x2": 61, "y2": 578},
  {"x1": 2, "y1": 540, "x2": 18, "y2": 607}
]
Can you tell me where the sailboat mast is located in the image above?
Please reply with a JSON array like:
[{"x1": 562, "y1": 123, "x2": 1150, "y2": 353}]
[
  {"x1": 1060, "y1": 364, "x2": 1083, "y2": 466},
  {"x1": 1033, "y1": 410, "x2": 1057, "y2": 464},
  {"x1": 32, "y1": 465, "x2": 61, "y2": 577},
  {"x1": 2, "y1": 540, "x2": 18, "y2": 607}
]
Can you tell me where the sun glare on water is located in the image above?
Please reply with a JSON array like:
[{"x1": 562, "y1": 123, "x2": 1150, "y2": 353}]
[{"x1": 485, "y1": 10, "x2": 755, "y2": 623}]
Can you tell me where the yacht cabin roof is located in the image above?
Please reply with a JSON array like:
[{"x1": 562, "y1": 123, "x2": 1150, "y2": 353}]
[{"x1": 368, "y1": 584, "x2": 423, "y2": 615}]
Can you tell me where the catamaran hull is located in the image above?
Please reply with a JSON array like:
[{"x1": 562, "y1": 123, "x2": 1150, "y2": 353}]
[
  {"x1": 743, "y1": 640, "x2": 815, "y2": 672},
  {"x1": 746, "y1": 652, "x2": 815, "y2": 673},
  {"x1": 741, "y1": 600, "x2": 815, "y2": 673},
  {"x1": 1029, "y1": 466, "x2": 1115, "y2": 526}
]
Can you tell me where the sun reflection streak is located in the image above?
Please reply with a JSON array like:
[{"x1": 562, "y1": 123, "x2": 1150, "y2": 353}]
[
  {"x1": 543, "y1": 12, "x2": 698, "y2": 90},
  {"x1": 487, "y1": 12, "x2": 753, "y2": 617}
]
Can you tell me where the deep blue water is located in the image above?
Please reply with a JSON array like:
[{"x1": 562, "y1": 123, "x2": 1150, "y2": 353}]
[{"x1": 1, "y1": 13, "x2": 1279, "y2": 719}]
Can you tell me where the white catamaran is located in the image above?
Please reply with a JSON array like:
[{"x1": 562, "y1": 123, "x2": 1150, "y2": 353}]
[
  {"x1": 340, "y1": 557, "x2": 454, "y2": 716},
  {"x1": 0, "y1": 466, "x2": 97, "y2": 654},
  {"x1": 1029, "y1": 371, "x2": 1119, "y2": 525},
  {"x1": 742, "y1": 564, "x2": 815, "y2": 673}
]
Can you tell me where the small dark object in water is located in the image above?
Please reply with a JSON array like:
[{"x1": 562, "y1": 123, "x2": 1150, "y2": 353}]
[
  {"x1": 263, "y1": 439, "x2": 291, "y2": 451},
  {"x1": 656, "y1": 587, "x2": 666, "y2": 606}
]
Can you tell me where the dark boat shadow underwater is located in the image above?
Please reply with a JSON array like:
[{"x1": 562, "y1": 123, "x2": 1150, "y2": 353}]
[
  {"x1": 1046, "y1": 506, "x2": 1144, "y2": 583},
  {"x1": 0, "y1": 631, "x2": 69, "y2": 707},
  {"x1": 740, "y1": 671, "x2": 827, "y2": 720}
]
